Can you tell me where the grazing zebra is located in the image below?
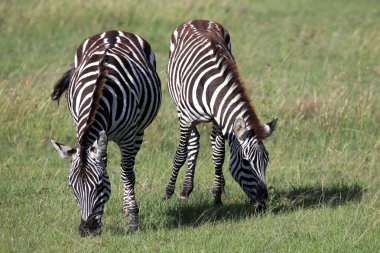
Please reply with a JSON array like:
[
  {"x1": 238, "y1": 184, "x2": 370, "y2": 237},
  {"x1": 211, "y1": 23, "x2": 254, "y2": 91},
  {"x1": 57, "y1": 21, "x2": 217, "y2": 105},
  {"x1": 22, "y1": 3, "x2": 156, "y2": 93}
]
[
  {"x1": 50, "y1": 30, "x2": 161, "y2": 236},
  {"x1": 165, "y1": 20, "x2": 277, "y2": 209}
]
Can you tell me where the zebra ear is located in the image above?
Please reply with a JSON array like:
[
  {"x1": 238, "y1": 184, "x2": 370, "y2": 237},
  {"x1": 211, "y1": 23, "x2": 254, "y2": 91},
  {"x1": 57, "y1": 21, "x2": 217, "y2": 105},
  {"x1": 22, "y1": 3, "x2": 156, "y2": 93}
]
[
  {"x1": 233, "y1": 117, "x2": 248, "y2": 141},
  {"x1": 51, "y1": 140, "x2": 77, "y2": 161},
  {"x1": 263, "y1": 117, "x2": 278, "y2": 137},
  {"x1": 94, "y1": 131, "x2": 107, "y2": 160}
]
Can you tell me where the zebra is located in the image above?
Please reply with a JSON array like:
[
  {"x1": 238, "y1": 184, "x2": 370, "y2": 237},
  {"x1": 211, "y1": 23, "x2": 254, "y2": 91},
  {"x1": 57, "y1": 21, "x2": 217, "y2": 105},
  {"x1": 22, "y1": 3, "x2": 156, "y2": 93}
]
[
  {"x1": 50, "y1": 30, "x2": 161, "y2": 236},
  {"x1": 164, "y1": 20, "x2": 277, "y2": 209}
]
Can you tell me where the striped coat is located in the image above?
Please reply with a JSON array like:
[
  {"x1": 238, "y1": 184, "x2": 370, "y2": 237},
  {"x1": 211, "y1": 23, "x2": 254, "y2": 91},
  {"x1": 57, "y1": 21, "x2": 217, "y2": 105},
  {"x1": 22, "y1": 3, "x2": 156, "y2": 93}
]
[
  {"x1": 51, "y1": 30, "x2": 161, "y2": 235},
  {"x1": 165, "y1": 20, "x2": 277, "y2": 208}
]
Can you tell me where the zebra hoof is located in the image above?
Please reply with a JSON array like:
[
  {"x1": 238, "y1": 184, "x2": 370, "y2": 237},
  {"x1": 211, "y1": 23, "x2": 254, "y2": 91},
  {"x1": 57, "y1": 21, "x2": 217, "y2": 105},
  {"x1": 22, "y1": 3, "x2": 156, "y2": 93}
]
[
  {"x1": 180, "y1": 187, "x2": 193, "y2": 200},
  {"x1": 179, "y1": 195, "x2": 188, "y2": 200},
  {"x1": 165, "y1": 187, "x2": 175, "y2": 200},
  {"x1": 163, "y1": 194, "x2": 173, "y2": 200},
  {"x1": 214, "y1": 199, "x2": 223, "y2": 206},
  {"x1": 127, "y1": 225, "x2": 139, "y2": 234},
  {"x1": 179, "y1": 191, "x2": 190, "y2": 200}
]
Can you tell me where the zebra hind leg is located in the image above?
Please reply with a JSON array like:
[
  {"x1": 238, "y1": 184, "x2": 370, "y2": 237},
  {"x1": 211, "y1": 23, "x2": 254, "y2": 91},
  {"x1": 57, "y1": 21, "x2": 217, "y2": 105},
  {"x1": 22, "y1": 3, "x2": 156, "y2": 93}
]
[
  {"x1": 165, "y1": 126, "x2": 191, "y2": 199},
  {"x1": 211, "y1": 127, "x2": 226, "y2": 205},
  {"x1": 180, "y1": 128, "x2": 200, "y2": 200}
]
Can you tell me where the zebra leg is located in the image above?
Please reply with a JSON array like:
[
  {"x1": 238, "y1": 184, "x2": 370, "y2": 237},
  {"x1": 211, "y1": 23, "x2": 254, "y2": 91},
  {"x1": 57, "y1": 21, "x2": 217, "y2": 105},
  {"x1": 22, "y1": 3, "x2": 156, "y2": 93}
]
[
  {"x1": 180, "y1": 127, "x2": 200, "y2": 199},
  {"x1": 120, "y1": 138, "x2": 140, "y2": 232},
  {"x1": 165, "y1": 125, "x2": 191, "y2": 199},
  {"x1": 211, "y1": 125, "x2": 226, "y2": 205}
]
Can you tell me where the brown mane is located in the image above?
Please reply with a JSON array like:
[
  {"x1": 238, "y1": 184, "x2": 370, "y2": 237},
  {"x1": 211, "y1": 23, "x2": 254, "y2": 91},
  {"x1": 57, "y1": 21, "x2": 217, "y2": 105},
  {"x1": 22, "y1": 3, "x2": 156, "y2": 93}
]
[
  {"x1": 78, "y1": 54, "x2": 109, "y2": 179},
  {"x1": 206, "y1": 33, "x2": 267, "y2": 140}
]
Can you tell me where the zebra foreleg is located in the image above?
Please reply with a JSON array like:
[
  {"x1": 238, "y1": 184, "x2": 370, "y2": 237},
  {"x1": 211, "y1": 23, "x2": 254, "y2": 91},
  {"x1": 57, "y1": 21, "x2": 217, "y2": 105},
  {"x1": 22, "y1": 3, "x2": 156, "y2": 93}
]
[
  {"x1": 211, "y1": 127, "x2": 226, "y2": 205},
  {"x1": 120, "y1": 145, "x2": 139, "y2": 232},
  {"x1": 180, "y1": 128, "x2": 200, "y2": 200},
  {"x1": 165, "y1": 126, "x2": 191, "y2": 199}
]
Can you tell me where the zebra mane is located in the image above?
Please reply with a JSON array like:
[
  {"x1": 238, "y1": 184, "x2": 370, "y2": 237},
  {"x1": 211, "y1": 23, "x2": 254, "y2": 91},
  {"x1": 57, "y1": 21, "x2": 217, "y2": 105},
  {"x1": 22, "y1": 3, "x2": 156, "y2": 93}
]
[
  {"x1": 51, "y1": 66, "x2": 74, "y2": 103},
  {"x1": 78, "y1": 54, "x2": 109, "y2": 179},
  {"x1": 208, "y1": 35, "x2": 267, "y2": 140}
]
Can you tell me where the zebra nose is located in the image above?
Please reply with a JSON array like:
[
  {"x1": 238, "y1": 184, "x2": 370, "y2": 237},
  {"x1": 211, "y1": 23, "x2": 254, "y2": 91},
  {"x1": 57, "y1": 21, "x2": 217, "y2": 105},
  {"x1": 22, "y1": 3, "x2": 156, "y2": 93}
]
[
  {"x1": 253, "y1": 184, "x2": 268, "y2": 213},
  {"x1": 257, "y1": 183, "x2": 269, "y2": 202},
  {"x1": 79, "y1": 215, "x2": 102, "y2": 237}
]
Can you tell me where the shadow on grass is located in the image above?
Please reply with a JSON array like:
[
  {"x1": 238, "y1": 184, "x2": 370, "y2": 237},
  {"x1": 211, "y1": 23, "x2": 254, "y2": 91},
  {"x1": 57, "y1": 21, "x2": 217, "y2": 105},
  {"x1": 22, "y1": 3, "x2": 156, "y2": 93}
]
[
  {"x1": 163, "y1": 182, "x2": 364, "y2": 228},
  {"x1": 269, "y1": 183, "x2": 364, "y2": 213}
]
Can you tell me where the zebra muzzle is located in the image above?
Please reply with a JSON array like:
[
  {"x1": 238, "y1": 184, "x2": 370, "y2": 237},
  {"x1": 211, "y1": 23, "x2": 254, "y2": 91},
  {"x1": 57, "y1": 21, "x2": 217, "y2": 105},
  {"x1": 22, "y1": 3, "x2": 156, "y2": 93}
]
[
  {"x1": 253, "y1": 184, "x2": 268, "y2": 212},
  {"x1": 79, "y1": 215, "x2": 102, "y2": 237},
  {"x1": 257, "y1": 185, "x2": 269, "y2": 202}
]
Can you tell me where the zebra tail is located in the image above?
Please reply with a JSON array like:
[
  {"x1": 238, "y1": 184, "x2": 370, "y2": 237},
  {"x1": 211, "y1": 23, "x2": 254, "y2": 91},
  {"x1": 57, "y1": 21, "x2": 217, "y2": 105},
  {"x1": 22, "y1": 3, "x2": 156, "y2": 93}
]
[{"x1": 51, "y1": 66, "x2": 74, "y2": 103}]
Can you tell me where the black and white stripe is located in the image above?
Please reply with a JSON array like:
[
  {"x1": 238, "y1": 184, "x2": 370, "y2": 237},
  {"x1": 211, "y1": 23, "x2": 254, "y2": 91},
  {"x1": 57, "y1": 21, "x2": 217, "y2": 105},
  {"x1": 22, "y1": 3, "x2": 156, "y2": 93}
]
[
  {"x1": 165, "y1": 20, "x2": 277, "y2": 206},
  {"x1": 51, "y1": 30, "x2": 161, "y2": 235}
]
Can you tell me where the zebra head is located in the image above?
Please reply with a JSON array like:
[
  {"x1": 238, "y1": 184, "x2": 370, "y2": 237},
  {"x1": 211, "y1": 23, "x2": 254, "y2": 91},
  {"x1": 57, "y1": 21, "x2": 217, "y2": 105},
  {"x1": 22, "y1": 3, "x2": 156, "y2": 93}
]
[
  {"x1": 51, "y1": 131, "x2": 110, "y2": 236},
  {"x1": 232, "y1": 117, "x2": 277, "y2": 210}
]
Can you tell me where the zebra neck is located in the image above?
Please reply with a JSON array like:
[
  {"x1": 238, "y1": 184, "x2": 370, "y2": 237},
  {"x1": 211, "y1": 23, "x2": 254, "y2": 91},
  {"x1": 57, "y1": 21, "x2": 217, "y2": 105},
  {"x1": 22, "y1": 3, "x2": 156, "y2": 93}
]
[
  {"x1": 77, "y1": 125, "x2": 100, "y2": 151},
  {"x1": 211, "y1": 89, "x2": 266, "y2": 141},
  {"x1": 212, "y1": 99, "x2": 258, "y2": 138}
]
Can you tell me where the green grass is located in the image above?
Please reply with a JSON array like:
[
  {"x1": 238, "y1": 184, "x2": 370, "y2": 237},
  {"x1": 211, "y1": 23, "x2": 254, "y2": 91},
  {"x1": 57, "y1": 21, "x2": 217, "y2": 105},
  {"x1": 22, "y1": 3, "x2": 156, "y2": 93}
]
[{"x1": 1, "y1": 0, "x2": 379, "y2": 252}]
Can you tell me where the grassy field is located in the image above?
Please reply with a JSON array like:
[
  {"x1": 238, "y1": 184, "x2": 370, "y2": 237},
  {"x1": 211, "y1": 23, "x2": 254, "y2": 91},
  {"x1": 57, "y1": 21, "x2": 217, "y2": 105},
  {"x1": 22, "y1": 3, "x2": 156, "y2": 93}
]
[{"x1": 1, "y1": 0, "x2": 379, "y2": 252}]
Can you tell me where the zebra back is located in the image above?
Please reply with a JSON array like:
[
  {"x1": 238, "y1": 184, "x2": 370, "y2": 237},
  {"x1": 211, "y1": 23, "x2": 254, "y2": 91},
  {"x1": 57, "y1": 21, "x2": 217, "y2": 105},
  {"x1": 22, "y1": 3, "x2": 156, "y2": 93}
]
[{"x1": 168, "y1": 20, "x2": 267, "y2": 140}]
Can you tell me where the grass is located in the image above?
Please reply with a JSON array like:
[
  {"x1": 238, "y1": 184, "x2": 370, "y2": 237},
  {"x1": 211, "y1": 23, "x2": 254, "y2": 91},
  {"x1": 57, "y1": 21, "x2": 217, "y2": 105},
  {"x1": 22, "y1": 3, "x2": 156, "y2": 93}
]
[{"x1": 0, "y1": 0, "x2": 379, "y2": 252}]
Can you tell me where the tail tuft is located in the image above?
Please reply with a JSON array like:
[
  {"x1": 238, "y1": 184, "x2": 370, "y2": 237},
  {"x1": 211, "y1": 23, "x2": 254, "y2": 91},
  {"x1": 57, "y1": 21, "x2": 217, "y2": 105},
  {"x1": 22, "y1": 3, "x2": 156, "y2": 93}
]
[{"x1": 51, "y1": 66, "x2": 74, "y2": 103}]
